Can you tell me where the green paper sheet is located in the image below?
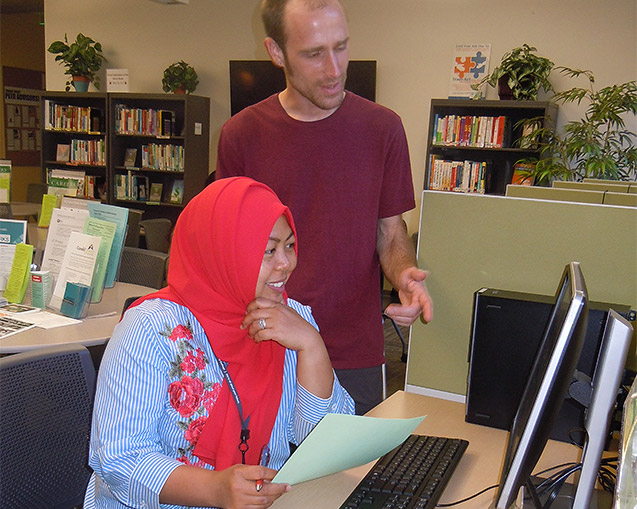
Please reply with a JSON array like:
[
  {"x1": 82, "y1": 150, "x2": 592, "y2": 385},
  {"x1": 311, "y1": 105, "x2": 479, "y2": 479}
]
[
  {"x1": 3, "y1": 243, "x2": 33, "y2": 303},
  {"x1": 273, "y1": 413, "x2": 425, "y2": 485},
  {"x1": 38, "y1": 194, "x2": 59, "y2": 228}
]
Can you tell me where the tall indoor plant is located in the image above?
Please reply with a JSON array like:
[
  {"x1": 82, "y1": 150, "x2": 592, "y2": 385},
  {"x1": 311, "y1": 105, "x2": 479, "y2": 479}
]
[
  {"x1": 474, "y1": 44, "x2": 554, "y2": 100},
  {"x1": 47, "y1": 33, "x2": 107, "y2": 92},
  {"x1": 514, "y1": 68, "x2": 637, "y2": 183},
  {"x1": 162, "y1": 61, "x2": 199, "y2": 94}
]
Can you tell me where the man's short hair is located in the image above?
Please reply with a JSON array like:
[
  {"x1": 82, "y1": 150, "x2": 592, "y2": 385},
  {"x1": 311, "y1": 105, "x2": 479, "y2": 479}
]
[{"x1": 260, "y1": 0, "x2": 341, "y2": 52}]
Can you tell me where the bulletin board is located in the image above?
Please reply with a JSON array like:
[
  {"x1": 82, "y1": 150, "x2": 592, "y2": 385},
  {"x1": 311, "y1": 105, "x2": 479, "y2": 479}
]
[{"x1": 3, "y1": 67, "x2": 44, "y2": 166}]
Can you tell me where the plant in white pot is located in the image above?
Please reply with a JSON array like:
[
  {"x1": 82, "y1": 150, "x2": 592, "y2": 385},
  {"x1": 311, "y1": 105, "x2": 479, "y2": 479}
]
[{"x1": 47, "y1": 33, "x2": 107, "y2": 92}]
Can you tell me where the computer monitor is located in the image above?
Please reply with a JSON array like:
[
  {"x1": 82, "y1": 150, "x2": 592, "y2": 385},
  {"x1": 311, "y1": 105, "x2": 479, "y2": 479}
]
[
  {"x1": 229, "y1": 59, "x2": 377, "y2": 115},
  {"x1": 491, "y1": 262, "x2": 589, "y2": 508},
  {"x1": 491, "y1": 264, "x2": 633, "y2": 509}
]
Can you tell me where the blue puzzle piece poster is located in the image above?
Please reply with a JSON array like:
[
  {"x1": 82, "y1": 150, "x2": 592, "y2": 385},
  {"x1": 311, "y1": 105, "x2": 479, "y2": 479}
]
[{"x1": 449, "y1": 44, "x2": 491, "y2": 99}]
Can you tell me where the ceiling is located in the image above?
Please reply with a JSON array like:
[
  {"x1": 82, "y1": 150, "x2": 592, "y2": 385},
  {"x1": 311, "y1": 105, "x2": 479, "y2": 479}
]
[{"x1": 0, "y1": 0, "x2": 43, "y2": 14}]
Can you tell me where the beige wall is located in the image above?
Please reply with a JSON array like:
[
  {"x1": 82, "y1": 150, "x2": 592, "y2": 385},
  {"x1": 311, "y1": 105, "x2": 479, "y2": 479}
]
[
  {"x1": 43, "y1": 0, "x2": 637, "y2": 231},
  {"x1": 1, "y1": 12, "x2": 45, "y2": 200}
]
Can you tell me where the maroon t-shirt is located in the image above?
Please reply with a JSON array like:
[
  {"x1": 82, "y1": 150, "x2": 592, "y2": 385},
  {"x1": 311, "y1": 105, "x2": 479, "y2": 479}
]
[{"x1": 217, "y1": 92, "x2": 415, "y2": 369}]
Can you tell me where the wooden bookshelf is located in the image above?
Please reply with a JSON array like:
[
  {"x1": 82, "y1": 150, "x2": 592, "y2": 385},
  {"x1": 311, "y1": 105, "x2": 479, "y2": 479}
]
[
  {"x1": 108, "y1": 93, "x2": 210, "y2": 222},
  {"x1": 41, "y1": 92, "x2": 108, "y2": 200},
  {"x1": 40, "y1": 92, "x2": 210, "y2": 223},
  {"x1": 424, "y1": 99, "x2": 558, "y2": 195}
]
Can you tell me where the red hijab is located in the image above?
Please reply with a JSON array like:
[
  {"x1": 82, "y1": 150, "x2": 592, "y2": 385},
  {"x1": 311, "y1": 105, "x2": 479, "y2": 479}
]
[{"x1": 130, "y1": 177, "x2": 297, "y2": 469}]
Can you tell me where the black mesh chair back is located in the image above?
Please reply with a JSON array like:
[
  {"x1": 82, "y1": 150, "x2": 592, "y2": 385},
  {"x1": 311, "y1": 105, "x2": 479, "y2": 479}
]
[
  {"x1": 0, "y1": 203, "x2": 12, "y2": 219},
  {"x1": 0, "y1": 344, "x2": 97, "y2": 509},
  {"x1": 118, "y1": 246, "x2": 169, "y2": 289},
  {"x1": 26, "y1": 182, "x2": 48, "y2": 204},
  {"x1": 140, "y1": 218, "x2": 172, "y2": 253},
  {"x1": 125, "y1": 208, "x2": 143, "y2": 248}
]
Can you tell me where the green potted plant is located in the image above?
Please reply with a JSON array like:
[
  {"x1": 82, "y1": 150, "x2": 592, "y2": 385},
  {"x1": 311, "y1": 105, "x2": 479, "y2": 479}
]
[
  {"x1": 47, "y1": 33, "x2": 106, "y2": 92},
  {"x1": 162, "y1": 61, "x2": 199, "y2": 94},
  {"x1": 514, "y1": 68, "x2": 637, "y2": 184},
  {"x1": 474, "y1": 44, "x2": 554, "y2": 100}
]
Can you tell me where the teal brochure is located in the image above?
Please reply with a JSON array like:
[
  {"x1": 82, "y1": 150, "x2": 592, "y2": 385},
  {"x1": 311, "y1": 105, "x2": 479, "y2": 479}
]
[
  {"x1": 273, "y1": 413, "x2": 425, "y2": 485},
  {"x1": 87, "y1": 202, "x2": 129, "y2": 287},
  {"x1": 83, "y1": 217, "x2": 116, "y2": 302},
  {"x1": 0, "y1": 219, "x2": 27, "y2": 244}
]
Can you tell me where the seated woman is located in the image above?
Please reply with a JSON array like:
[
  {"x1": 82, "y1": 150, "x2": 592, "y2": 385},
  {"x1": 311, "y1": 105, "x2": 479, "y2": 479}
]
[{"x1": 85, "y1": 177, "x2": 354, "y2": 509}]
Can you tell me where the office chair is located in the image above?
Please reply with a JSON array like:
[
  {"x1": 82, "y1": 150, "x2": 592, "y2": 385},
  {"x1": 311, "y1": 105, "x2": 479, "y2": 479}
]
[
  {"x1": 140, "y1": 218, "x2": 172, "y2": 253},
  {"x1": 0, "y1": 203, "x2": 12, "y2": 219},
  {"x1": 124, "y1": 208, "x2": 143, "y2": 248},
  {"x1": 118, "y1": 246, "x2": 169, "y2": 289},
  {"x1": 0, "y1": 344, "x2": 97, "y2": 509},
  {"x1": 381, "y1": 272, "x2": 408, "y2": 363}
]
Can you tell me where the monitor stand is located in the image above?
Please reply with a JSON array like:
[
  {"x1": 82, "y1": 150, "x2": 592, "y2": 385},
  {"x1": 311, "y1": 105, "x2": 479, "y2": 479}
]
[{"x1": 521, "y1": 477, "x2": 613, "y2": 508}]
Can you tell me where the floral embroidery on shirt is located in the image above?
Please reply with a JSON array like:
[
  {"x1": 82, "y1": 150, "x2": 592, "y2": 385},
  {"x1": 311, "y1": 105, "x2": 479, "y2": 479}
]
[{"x1": 162, "y1": 321, "x2": 221, "y2": 467}]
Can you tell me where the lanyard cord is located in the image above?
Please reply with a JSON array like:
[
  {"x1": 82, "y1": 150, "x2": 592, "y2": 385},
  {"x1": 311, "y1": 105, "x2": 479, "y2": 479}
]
[{"x1": 217, "y1": 359, "x2": 251, "y2": 464}]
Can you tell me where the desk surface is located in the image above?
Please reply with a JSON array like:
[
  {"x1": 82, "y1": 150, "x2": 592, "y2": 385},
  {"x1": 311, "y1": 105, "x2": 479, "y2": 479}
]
[
  {"x1": 0, "y1": 282, "x2": 154, "y2": 353},
  {"x1": 271, "y1": 391, "x2": 583, "y2": 508}
]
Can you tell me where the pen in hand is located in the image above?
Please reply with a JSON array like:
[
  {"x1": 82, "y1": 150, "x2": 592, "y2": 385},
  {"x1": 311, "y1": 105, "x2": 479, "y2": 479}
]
[{"x1": 255, "y1": 445, "x2": 270, "y2": 492}]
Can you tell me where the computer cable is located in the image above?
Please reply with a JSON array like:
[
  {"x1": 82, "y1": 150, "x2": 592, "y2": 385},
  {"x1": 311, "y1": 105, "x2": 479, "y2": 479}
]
[{"x1": 434, "y1": 483, "x2": 499, "y2": 507}]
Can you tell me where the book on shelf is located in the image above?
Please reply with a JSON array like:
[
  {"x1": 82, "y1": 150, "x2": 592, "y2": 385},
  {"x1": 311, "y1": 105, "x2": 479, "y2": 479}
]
[
  {"x1": 56, "y1": 143, "x2": 71, "y2": 162},
  {"x1": 429, "y1": 155, "x2": 488, "y2": 194},
  {"x1": 47, "y1": 168, "x2": 87, "y2": 197},
  {"x1": 149, "y1": 182, "x2": 163, "y2": 202},
  {"x1": 432, "y1": 114, "x2": 510, "y2": 149},
  {"x1": 114, "y1": 104, "x2": 176, "y2": 137},
  {"x1": 169, "y1": 179, "x2": 184, "y2": 204},
  {"x1": 44, "y1": 100, "x2": 104, "y2": 133},
  {"x1": 124, "y1": 148, "x2": 137, "y2": 168},
  {"x1": 134, "y1": 175, "x2": 149, "y2": 201},
  {"x1": 511, "y1": 163, "x2": 535, "y2": 186}
]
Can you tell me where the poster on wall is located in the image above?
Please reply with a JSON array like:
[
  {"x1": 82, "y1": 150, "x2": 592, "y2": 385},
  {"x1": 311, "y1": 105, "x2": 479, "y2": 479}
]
[{"x1": 449, "y1": 44, "x2": 491, "y2": 99}]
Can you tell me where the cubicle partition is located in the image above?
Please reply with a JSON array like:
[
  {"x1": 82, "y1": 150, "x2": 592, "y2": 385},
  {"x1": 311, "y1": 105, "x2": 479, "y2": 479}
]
[{"x1": 407, "y1": 190, "x2": 637, "y2": 399}]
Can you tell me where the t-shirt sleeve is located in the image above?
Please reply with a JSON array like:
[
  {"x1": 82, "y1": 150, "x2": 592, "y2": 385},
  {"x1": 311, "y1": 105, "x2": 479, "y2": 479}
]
[{"x1": 378, "y1": 117, "x2": 416, "y2": 219}]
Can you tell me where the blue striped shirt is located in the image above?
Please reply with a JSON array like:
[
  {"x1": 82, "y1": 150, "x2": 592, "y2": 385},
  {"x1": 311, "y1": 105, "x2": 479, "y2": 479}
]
[{"x1": 84, "y1": 298, "x2": 354, "y2": 509}]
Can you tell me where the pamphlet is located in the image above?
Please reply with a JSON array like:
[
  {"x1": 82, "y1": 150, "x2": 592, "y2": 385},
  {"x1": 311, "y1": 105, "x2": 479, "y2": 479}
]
[
  {"x1": 30, "y1": 270, "x2": 52, "y2": 308},
  {"x1": 83, "y1": 216, "x2": 117, "y2": 302},
  {"x1": 0, "y1": 219, "x2": 27, "y2": 291},
  {"x1": 41, "y1": 207, "x2": 90, "y2": 284},
  {"x1": 38, "y1": 193, "x2": 59, "y2": 227},
  {"x1": 0, "y1": 314, "x2": 36, "y2": 339},
  {"x1": 3, "y1": 243, "x2": 34, "y2": 304},
  {"x1": 0, "y1": 160, "x2": 11, "y2": 203},
  {"x1": 87, "y1": 202, "x2": 129, "y2": 288},
  {"x1": 50, "y1": 231, "x2": 101, "y2": 311}
]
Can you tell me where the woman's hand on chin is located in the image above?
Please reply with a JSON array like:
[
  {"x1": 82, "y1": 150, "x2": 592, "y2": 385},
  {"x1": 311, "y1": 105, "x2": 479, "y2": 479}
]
[{"x1": 241, "y1": 297, "x2": 323, "y2": 352}]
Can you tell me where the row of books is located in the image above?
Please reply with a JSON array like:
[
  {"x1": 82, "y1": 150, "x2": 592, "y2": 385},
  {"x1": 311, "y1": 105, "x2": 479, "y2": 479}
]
[
  {"x1": 114, "y1": 171, "x2": 184, "y2": 204},
  {"x1": 114, "y1": 104, "x2": 176, "y2": 137},
  {"x1": 428, "y1": 156, "x2": 488, "y2": 194},
  {"x1": 46, "y1": 168, "x2": 100, "y2": 199},
  {"x1": 431, "y1": 114, "x2": 510, "y2": 149},
  {"x1": 44, "y1": 100, "x2": 104, "y2": 133},
  {"x1": 141, "y1": 143, "x2": 185, "y2": 172},
  {"x1": 56, "y1": 140, "x2": 106, "y2": 166}
]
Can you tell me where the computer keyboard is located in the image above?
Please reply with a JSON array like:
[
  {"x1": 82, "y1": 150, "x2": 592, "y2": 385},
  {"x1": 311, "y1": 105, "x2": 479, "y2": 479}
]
[{"x1": 340, "y1": 434, "x2": 469, "y2": 509}]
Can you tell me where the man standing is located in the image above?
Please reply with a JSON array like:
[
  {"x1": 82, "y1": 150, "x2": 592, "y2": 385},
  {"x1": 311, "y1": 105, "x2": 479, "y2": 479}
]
[{"x1": 217, "y1": 0, "x2": 432, "y2": 414}]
